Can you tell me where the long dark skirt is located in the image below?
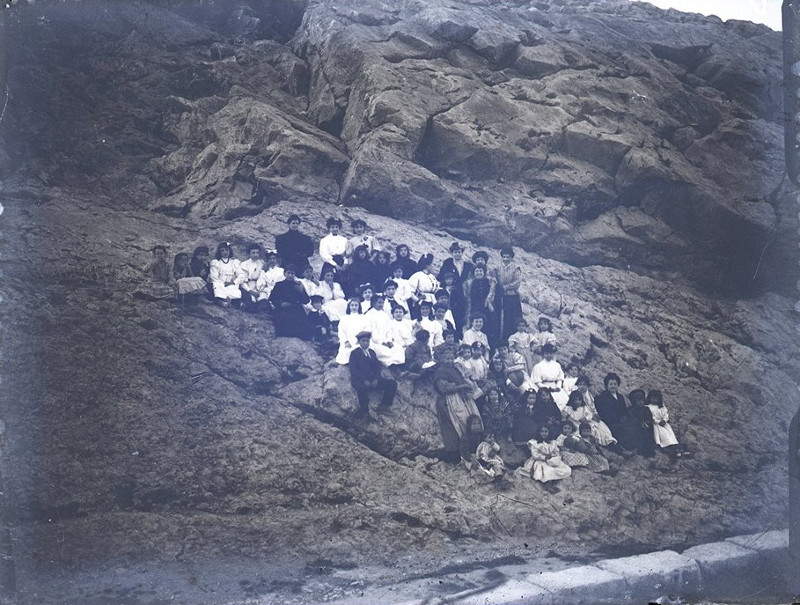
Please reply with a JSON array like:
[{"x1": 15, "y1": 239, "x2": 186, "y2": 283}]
[
  {"x1": 273, "y1": 304, "x2": 309, "y2": 339},
  {"x1": 497, "y1": 293, "x2": 522, "y2": 344}
]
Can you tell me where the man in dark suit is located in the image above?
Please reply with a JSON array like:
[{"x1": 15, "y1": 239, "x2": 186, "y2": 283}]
[{"x1": 349, "y1": 330, "x2": 397, "y2": 419}]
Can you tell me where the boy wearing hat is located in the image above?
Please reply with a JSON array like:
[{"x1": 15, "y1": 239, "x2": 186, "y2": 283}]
[{"x1": 349, "y1": 331, "x2": 397, "y2": 419}]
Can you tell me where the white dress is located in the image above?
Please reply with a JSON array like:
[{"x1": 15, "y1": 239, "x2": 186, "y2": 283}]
[
  {"x1": 363, "y1": 309, "x2": 396, "y2": 366},
  {"x1": 393, "y1": 277, "x2": 415, "y2": 305},
  {"x1": 476, "y1": 441, "x2": 507, "y2": 477},
  {"x1": 408, "y1": 271, "x2": 440, "y2": 303},
  {"x1": 531, "y1": 359, "x2": 569, "y2": 409},
  {"x1": 462, "y1": 328, "x2": 489, "y2": 350},
  {"x1": 335, "y1": 314, "x2": 368, "y2": 365},
  {"x1": 375, "y1": 318, "x2": 415, "y2": 366},
  {"x1": 319, "y1": 234, "x2": 348, "y2": 266},
  {"x1": 522, "y1": 440, "x2": 571, "y2": 483},
  {"x1": 418, "y1": 317, "x2": 444, "y2": 351},
  {"x1": 254, "y1": 266, "x2": 284, "y2": 300},
  {"x1": 563, "y1": 404, "x2": 617, "y2": 446},
  {"x1": 648, "y1": 405, "x2": 679, "y2": 447},
  {"x1": 319, "y1": 280, "x2": 348, "y2": 321},
  {"x1": 209, "y1": 259, "x2": 243, "y2": 300}
]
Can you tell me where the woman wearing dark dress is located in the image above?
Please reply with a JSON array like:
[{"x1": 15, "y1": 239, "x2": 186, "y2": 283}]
[
  {"x1": 594, "y1": 372, "x2": 629, "y2": 441},
  {"x1": 491, "y1": 247, "x2": 523, "y2": 345},
  {"x1": 275, "y1": 214, "x2": 314, "y2": 270},
  {"x1": 343, "y1": 244, "x2": 374, "y2": 298},
  {"x1": 437, "y1": 242, "x2": 474, "y2": 288},
  {"x1": 268, "y1": 264, "x2": 311, "y2": 339},
  {"x1": 394, "y1": 244, "x2": 417, "y2": 279},
  {"x1": 433, "y1": 348, "x2": 482, "y2": 463}
]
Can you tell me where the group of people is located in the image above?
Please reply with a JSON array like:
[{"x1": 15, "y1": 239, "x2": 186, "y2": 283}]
[{"x1": 135, "y1": 215, "x2": 688, "y2": 493}]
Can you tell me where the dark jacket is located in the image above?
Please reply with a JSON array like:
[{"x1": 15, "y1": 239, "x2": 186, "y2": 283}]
[{"x1": 349, "y1": 347, "x2": 382, "y2": 390}]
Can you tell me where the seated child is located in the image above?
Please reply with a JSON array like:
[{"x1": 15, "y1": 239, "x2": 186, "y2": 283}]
[
  {"x1": 253, "y1": 250, "x2": 284, "y2": 302},
  {"x1": 646, "y1": 390, "x2": 683, "y2": 459},
  {"x1": 482, "y1": 386, "x2": 513, "y2": 441},
  {"x1": 239, "y1": 243, "x2": 266, "y2": 310},
  {"x1": 494, "y1": 343, "x2": 526, "y2": 391},
  {"x1": 518, "y1": 425, "x2": 571, "y2": 493},
  {"x1": 574, "y1": 422, "x2": 611, "y2": 473},
  {"x1": 417, "y1": 301, "x2": 444, "y2": 351},
  {"x1": 405, "y1": 329, "x2": 436, "y2": 373},
  {"x1": 554, "y1": 421, "x2": 590, "y2": 469},
  {"x1": 382, "y1": 279, "x2": 408, "y2": 315},
  {"x1": 626, "y1": 389, "x2": 656, "y2": 458},
  {"x1": 462, "y1": 314, "x2": 490, "y2": 359},
  {"x1": 135, "y1": 245, "x2": 176, "y2": 301},
  {"x1": 562, "y1": 363, "x2": 580, "y2": 395},
  {"x1": 307, "y1": 294, "x2": 334, "y2": 346},
  {"x1": 532, "y1": 316, "x2": 557, "y2": 354},
  {"x1": 564, "y1": 390, "x2": 618, "y2": 448},
  {"x1": 476, "y1": 433, "x2": 508, "y2": 480},
  {"x1": 434, "y1": 290, "x2": 457, "y2": 328},
  {"x1": 459, "y1": 414, "x2": 485, "y2": 470},
  {"x1": 433, "y1": 329, "x2": 459, "y2": 362},
  {"x1": 172, "y1": 252, "x2": 206, "y2": 302},
  {"x1": 433, "y1": 302, "x2": 455, "y2": 333}
]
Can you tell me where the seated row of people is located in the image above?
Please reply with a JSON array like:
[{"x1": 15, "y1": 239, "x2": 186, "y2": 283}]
[{"x1": 137, "y1": 218, "x2": 528, "y2": 345}]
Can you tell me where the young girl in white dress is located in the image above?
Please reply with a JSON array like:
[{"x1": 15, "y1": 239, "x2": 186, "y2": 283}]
[
  {"x1": 335, "y1": 299, "x2": 367, "y2": 365},
  {"x1": 530, "y1": 343, "x2": 569, "y2": 409},
  {"x1": 508, "y1": 318, "x2": 535, "y2": 375},
  {"x1": 646, "y1": 390, "x2": 682, "y2": 459},
  {"x1": 563, "y1": 390, "x2": 617, "y2": 447},
  {"x1": 319, "y1": 267, "x2": 348, "y2": 321},
  {"x1": 380, "y1": 305, "x2": 415, "y2": 366},
  {"x1": 253, "y1": 250, "x2": 284, "y2": 301},
  {"x1": 209, "y1": 242, "x2": 243, "y2": 307},
  {"x1": 417, "y1": 300, "x2": 444, "y2": 352},
  {"x1": 519, "y1": 425, "x2": 571, "y2": 493}
]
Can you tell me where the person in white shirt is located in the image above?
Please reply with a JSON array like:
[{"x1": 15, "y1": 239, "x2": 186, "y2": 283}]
[
  {"x1": 530, "y1": 343, "x2": 569, "y2": 409},
  {"x1": 209, "y1": 242, "x2": 244, "y2": 308},
  {"x1": 239, "y1": 243, "x2": 267, "y2": 311},
  {"x1": 319, "y1": 217, "x2": 347, "y2": 278}
]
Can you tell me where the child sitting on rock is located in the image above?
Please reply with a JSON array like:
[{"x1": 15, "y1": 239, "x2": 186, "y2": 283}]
[
  {"x1": 460, "y1": 414, "x2": 486, "y2": 471},
  {"x1": 646, "y1": 390, "x2": 685, "y2": 460},
  {"x1": 554, "y1": 421, "x2": 589, "y2": 469},
  {"x1": 462, "y1": 314, "x2": 490, "y2": 358},
  {"x1": 532, "y1": 316, "x2": 557, "y2": 354},
  {"x1": 404, "y1": 328, "x2": 436, "y2": 374},
  {"x1": 172, "y1": 252, "x2": 206, "y2": 303},
  {"x1": 307, "y1": 294, "x2": 334, "y2": 346},
  {"x1": 518, "y1": 425, "x2": 571, "y2": 493},
  {"x1": 575, "y1": 422, "x2": 611, "y2": 473},
  {"x1": 481, "y1": 386, "x2": 514, "y2": 441},
  {"x1": 134, "y1": 245, "x2": 176, "y2": 301},
  {"x1": 476, "y1": 432, "x2": 508, "y2": 481}
]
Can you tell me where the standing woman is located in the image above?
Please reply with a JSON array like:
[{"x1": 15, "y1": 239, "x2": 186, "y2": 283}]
[
  {"x1": 491, "y1": 247, "x2": 523, "y2": 345},
  {"x1": 408, "y1": 254, "x2": 440, "y2": 306},
  {"x1": 433, "y1": 348, "x2": 483, "y2": 463},
  {"x1": 275, "y1": 214, "x2": 314, "y2": 270},
  {"x1": 268, "y1": 264, "x2": 310, "y2": 339},
  {"x1": 319, "y1": 217, "x2": 348, "y2": 279},
  {"x1": 209, "y1": 242, "x2": 244, "y2": 307},
  {"x1": 438, "y1": 242, "x2": 474, "y2": 287}
]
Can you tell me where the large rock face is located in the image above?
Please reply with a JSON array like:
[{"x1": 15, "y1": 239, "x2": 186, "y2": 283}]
[{"x1": 1, "y1": 1, "x2": 798, "y2": 603}]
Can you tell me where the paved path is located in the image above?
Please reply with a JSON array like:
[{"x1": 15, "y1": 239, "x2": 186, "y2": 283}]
[{"x1": 328, "y1": 530, "x2": 792, "y2": 605}]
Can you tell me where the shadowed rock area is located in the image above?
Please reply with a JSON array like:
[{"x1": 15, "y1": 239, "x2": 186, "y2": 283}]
[{"x1": 0, "y1": 1, "x2": 798, "y2": 603}]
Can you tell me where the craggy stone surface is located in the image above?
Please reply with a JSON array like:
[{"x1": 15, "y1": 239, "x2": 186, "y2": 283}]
[{"x1": 0, "y1": 1, "x2": 798, "y2": 604}]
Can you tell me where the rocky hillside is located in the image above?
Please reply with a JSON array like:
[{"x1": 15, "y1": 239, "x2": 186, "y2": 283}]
[{"x1": 1, "y1": 1, "x2": 798, "y2": 603}]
